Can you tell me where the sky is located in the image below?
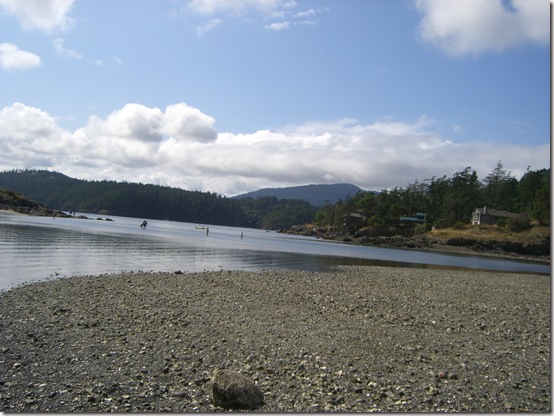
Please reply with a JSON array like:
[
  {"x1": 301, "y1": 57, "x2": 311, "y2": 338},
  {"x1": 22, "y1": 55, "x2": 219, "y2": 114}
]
[{"x1": 0, "y1": 0, "x2": 550, "y2": 196}]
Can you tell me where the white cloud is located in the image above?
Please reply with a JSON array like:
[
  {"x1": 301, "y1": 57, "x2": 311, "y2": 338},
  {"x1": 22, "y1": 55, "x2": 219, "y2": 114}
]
[
  {"x1": 162, "y1": 103, "x2": 218, "y2": 143},
  {"x1": 264, "y1": 21, "x2": 290, "y2": 31},
  {"x1": 52, "y1": 38, "x2": 82, "y2": 59},
  {"x1": 186, "y1": 0, "x2": 296, "y2": 17},
  {"x1": 184, "y1": 0, "x2": 323, "y2": 33},
  {"x1": 294, "y1": 8, "x2": 316, "y2": 18},
  {"x1": 263, "y1": 5, "x2": 327, "y2": 30},
  {"x1": 196, "y1": 18, "x2": 222, "y2": 36},
  {"x1": 0, "y1": 0, "x2": 76, "y2": 32},
  {"x1": 415, "y1": 0, "x2": 549, "y2": 56},
  {"x1": 82, "y1": 104, "x2": 165, "y2": 143},
  {"x1": 0, "y1": 103, "x2": 71, "y2": 167},
  {"x1": 263, "y1": 5, "x2": 326, "y2": 31},
  {"x1": 0, "y1": 43, "x2": 42, "y2": 71},
  {"x1": 94, "y1": 56, "x2": 123, "y2": 68},
  {"x1": 0, "y1": 102, "x2": 548, "y2": 196}
]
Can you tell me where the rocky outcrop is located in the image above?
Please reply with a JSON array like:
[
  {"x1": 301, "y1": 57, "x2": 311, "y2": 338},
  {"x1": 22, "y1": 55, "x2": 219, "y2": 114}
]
[
  {"x1": 279, "y1": 225, "x2": 355, "y2": 242},
  {"x1": 211, "y1": 369, "x2": 263, "y2": 409},
  {"x1": 0, "y1": 189, "x2": 69, "y2": 217},
  {"x1": 446, "y1": 237, "x2": 550, "y2": 256}
]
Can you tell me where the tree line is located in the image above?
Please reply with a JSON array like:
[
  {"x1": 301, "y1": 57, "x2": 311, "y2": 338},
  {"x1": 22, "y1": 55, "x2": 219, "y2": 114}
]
[
  {"x1": 315, "y1": 162, "x2": 550, "y2": 233},
  {"x1": 0, "y1": 169, "x2": 316, "y2": 229},
  {"x1": 0, "y1": 163, "x2": 549, "y2": 232}
]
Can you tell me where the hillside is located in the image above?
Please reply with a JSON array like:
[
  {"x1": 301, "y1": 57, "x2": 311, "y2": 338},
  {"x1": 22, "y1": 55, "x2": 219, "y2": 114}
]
[
  {"x1": 233, "y1": 183, "x2": 369, "y2": 206},
  {"x1": 0, "y1": 170, "x2": 249, "y2": 225},
  {"x1": 0, "y1": 188, "x2": 69, "y2": 217},
  {"x1": 0, "y1": 170, "x2": 316, "y2": 229}
]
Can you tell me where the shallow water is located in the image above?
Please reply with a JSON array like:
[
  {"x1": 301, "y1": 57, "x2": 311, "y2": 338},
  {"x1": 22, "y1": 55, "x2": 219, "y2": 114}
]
[{"x1": 0, "y1": 212, "x2": 549, "y2": 291}]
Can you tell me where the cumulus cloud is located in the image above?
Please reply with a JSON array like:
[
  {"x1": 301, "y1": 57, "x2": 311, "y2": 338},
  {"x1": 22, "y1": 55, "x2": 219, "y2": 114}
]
[
  {"x1": 0, "y1": 102, "x2": 548, "y2": 196},
  {"x1": 415, "y1": 0, "x2": 549, "y2": 56},
  {"x1": 0, "y1": 103, "x2": 71, "y2": 167},
  {"x1": 69, "y1": 103, "x2": 217, "y2": 168},
  {"x1": 81, "y1": 104, "x2": 164, "y2": 142},
  {"x1": 0, "y1": 43, "x2": 42, "y2": 71},
  {"x1": 162, "y1": 103, "x2": 218, "y2": 143},
  {"x1": 0, "y1": 0, "x2": 76, "y2": 32}
]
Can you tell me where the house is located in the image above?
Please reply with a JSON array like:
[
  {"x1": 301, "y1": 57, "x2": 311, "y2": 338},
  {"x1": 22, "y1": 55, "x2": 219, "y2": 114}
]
[
  {"x1": 343, "y1": 212, "x2": 366, "y2": 226},
  {"x1": 399, "y1": 213, "x2": 427, "y2": 224},
  {"x1": 471, "y1": 207, "x2": 525, "y2": 226},
  {"x1": 398, "y1": 213, "x2": 427, "y2": 236}
]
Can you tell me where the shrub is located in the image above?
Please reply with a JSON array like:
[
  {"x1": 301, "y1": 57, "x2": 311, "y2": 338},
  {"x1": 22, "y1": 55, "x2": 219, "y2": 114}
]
[
  {"x1": 434, "y1": 219, "x2": 448, "y2": 229},
  {"x1": 496, "y1": 218, "x2": 507, "y2": 228},
  {"x1": 452, "y1": 221, "x2": 466, "y2": 230},
  {"x1": 414, "y1": 224, "x2": 427, "y2": 235},
  {"x1": 507, "y1": 217, "x2": 532, "y2": 232}
]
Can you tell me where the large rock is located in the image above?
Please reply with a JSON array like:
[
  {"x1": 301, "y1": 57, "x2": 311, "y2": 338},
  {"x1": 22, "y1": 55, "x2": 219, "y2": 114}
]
[{"x1": 211, "y1": 369, "x2": 264, "y2": 409}]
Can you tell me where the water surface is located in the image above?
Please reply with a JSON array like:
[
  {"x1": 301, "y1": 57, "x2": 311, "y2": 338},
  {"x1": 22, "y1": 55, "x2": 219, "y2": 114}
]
[{"x1": 0, "y1": 213, "x2": 549, "y2": 291}]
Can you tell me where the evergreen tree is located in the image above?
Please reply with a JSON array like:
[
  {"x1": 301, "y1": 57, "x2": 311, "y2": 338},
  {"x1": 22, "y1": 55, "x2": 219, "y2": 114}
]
[{"x1": 482, "y1": 161, "x2": 518, "y2": 211}]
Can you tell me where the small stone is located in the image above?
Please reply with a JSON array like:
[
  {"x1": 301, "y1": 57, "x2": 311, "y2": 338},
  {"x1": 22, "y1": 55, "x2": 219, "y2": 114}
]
[{"x1": 211, "y1": 369, "x2": 264, "y2": 410}]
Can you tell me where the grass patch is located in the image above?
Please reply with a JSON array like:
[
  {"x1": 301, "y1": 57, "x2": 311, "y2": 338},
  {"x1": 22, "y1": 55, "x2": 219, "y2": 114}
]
[{"x1": 429, "y1": 224, "x2": 550, "y2": 245}]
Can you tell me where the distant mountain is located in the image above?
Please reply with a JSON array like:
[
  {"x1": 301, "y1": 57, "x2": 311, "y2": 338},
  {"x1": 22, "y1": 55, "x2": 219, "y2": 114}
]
[{"x1": 233, "y1": 183, "x2": 368, "y2": 207}]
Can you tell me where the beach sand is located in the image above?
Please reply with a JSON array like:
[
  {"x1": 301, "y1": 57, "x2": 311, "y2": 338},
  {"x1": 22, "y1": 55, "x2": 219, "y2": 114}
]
[{"x1": 0, "y1": 266, "x2": 550, "y2": 412}]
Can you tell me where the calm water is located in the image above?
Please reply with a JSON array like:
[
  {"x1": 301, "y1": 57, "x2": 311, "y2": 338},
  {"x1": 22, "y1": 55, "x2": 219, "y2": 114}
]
[{"x1": 0, "y1": 212, "x2": 549, "y2": 291}]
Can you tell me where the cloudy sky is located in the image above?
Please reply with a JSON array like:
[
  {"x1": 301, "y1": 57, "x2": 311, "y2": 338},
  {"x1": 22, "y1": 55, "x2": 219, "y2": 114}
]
[{"x1": 0, "y1": 0, "x2": 550, "y2": 196}]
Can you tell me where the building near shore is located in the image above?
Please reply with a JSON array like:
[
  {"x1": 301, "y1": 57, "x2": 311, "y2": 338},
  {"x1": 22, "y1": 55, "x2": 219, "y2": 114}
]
[{"x1": 471, "y1": 206, "x2": 525, "y2": 226}]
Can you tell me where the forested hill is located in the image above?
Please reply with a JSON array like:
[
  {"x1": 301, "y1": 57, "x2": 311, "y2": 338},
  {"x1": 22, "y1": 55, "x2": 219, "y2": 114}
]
[
  {"x1": 1, "y1": 164, "x2": 549, "y2": 232},
  {"x1": 232, "y1": 183, "x2": 368, "y2": 207},
  {"x1": 0, "y1": 170, "x2": 316, "y2": 229}
]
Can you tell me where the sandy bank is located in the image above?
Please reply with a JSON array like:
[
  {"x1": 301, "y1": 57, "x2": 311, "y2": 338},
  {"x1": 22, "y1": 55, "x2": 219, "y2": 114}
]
[{"x1": 0, "y1": 267, "x2": 550, "y2": 412}]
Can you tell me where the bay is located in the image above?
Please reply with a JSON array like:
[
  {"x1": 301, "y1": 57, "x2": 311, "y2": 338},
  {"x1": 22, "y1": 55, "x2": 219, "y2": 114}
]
[{"x1": 0, "y1": 212, "x2": 549, "y2": 291}]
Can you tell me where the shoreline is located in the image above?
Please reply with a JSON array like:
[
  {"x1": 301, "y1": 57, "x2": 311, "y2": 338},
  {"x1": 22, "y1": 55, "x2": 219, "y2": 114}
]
[
  {"x1": 0, "y1": 267, "x2": 550, "y2": 412},
  {"x1": 410, "y1": 241, "x2": 550, "y2": 263},
  {"x1": 1, "y1": 208, "x2": 549, "y2": 265},
  {"x1": 280, "y1": 224, "x2": 551, "y2": 263},
  {"x1": 0, "y1": 208, "x2": 26, "y2": 215}
]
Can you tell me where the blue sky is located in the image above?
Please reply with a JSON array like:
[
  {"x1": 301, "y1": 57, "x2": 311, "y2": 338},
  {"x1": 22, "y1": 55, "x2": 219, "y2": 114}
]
[{"x1": 0, "y1": 0, "x2": 550, "y2": 196}]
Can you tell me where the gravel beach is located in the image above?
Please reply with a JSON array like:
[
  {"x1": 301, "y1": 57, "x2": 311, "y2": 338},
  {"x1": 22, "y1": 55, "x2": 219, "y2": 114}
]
[{"x1": 0, "y1": 266, "x2": 550, "y2": 412}]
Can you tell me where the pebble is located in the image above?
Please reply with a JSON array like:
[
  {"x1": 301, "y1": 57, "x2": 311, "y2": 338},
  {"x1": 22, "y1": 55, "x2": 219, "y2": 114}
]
[{"x1": 0, "y1": 267, "x2": 550, "y2": 412}]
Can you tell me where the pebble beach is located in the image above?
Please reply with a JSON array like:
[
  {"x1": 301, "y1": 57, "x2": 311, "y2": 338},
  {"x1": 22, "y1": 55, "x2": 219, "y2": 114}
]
[{"x1": 0, "y1": 266, "x2": 550, "y2": 412}]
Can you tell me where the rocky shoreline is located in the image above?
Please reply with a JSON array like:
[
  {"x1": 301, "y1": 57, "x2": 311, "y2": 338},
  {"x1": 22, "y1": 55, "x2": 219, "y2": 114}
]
[
  {"x1": 0, "y1": 189, "x2": 69, "y2": 218},
  {"x1": 0, "y1": 267, "x2": 550, "y2": 412},
  {"x1": 0, "y1": 203, "x2": 69, "y2": 217}
]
